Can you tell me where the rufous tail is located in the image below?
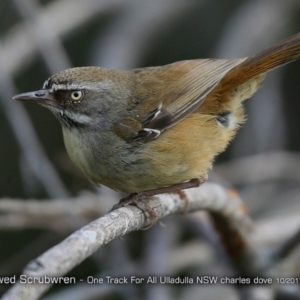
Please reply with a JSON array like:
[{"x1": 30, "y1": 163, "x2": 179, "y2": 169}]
[{"x1": 221, "y1": 32, "x2": 300, "y2": 91}]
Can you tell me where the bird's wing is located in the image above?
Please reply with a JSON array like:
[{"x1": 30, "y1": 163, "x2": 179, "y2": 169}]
[
  {"x1": 156, "y1": 59, "x2": 245, "y2": 128},
  {"x1": 115, "y1": 59, "x2": 245, "y2": 143}
]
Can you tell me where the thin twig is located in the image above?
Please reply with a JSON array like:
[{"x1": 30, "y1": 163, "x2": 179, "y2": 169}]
[
  {"x1": 0, "y1": 193, "x2": 106, "y2": 230},
  {"x1": 215, "y1": 151, "x2": 300, "y2": 185}
]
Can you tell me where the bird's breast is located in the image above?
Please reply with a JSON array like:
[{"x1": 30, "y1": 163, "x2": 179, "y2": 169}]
[
  {"x1": 61, "y1": 109, "x2": 240, "y2": 194},
  {"x1": 62, "y1": 127, "x2": 147, "y2": 192}
]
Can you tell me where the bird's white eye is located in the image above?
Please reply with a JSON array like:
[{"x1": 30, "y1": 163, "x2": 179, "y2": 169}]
[{"x1": 70, "y1": 90, "x2": 83, "y2": 101}]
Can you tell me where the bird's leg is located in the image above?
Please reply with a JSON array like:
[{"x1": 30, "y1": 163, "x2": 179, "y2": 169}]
[{"x1": 109, "y1": 177, "x2": 207, "y2": 226}]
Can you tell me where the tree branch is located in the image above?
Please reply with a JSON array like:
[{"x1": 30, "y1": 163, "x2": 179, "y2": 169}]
[{"x1": 2, "y1": 183, "x2": 253, "y2": 300}]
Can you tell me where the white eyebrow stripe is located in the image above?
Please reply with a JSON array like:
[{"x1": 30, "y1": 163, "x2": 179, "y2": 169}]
[{"x1": 50, "y1": 84, "x2": 83, "y2": 91}]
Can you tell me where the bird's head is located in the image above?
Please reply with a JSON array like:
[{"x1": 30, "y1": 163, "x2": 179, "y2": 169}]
[{"x1": 14, "y1": 67, "x2": 132, "y2": 130}]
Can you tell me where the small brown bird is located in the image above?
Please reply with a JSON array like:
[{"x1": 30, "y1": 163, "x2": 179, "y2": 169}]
[{"x1": 14, "y1": 33, "x2": 300, "y2": 215}]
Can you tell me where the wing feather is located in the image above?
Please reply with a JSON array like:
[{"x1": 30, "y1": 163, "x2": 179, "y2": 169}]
[
  {"x1": 161, "y1": 59, "x2": 245, "y2": 126},
  {"x1": 120, "y1": 58, "x2": 246, "y2": 143}
]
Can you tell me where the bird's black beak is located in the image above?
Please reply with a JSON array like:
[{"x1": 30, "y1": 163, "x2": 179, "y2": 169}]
[{"x1": 13, "y1": 90, "x2": 61, "y2": 109}]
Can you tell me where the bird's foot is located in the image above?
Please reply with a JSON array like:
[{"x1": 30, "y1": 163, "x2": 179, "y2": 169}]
[{"x1": 109, "y1": 177, "x2": 207, "y2": 228}]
